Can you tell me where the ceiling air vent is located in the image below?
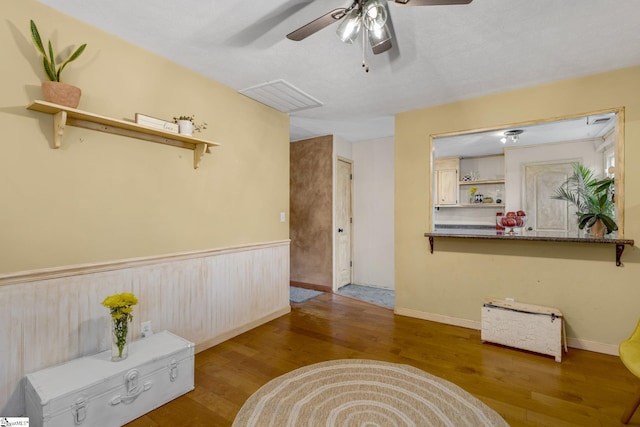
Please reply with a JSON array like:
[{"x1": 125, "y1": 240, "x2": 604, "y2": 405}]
[{"x1": 239, "y1": 79, "x2": 323, "y2": 113}]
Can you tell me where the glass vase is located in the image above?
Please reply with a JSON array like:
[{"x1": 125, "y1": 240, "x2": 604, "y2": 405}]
[{"x1": 111, "y1": 318, "x2": 130, "y2": 362}]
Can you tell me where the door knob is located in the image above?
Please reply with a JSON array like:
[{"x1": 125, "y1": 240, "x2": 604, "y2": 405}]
[{"x1": 338, "y1": 228, "x2": 344, "y2": 233}]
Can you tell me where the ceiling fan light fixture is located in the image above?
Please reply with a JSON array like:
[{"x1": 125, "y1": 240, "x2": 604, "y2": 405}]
[
  {"x1": 368, "y1": 24, "x2": 392, "y2": 54},
  {"x1": 363, "y1": 0, "x2": 388, "y2": 31},
  {"x1": 336, "y1": 8, "x2": 362, "y2": 44}
]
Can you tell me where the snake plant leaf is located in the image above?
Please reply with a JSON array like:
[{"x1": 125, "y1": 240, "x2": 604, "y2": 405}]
[
  {"x1": 47, "y1": 41, "x2": 56, "y2": 76},
  {"x1": 56, "y1": 44, "x2": 87, "y2": 81},
  {"x1": 42, "y1": 56, "x2": 56, "y2": 81},
  {"x1": 29, "y1": 20, "x2": 46, "y2": 57}
]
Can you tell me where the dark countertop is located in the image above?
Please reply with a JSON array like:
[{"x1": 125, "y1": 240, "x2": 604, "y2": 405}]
[{"x1": 426, "y1": 228, "x2": 633, "y2": 244}]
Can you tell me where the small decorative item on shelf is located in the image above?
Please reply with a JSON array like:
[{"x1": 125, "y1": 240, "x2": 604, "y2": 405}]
[
  {"x1": 469, "y1": 186, "x2": 477, "y2": 204},
  {"x1": 29, "y1": 20, "x2": 87, "y2": 108},
  {"x1": 135, "y1": 113, "x2": 179, "y2": 133},
  {"x1": 102, "y1": 292, "x2": 139, "y2": 362},
  {"x1": 173, "y1": 115, "x2": 207, "y2": 136}
]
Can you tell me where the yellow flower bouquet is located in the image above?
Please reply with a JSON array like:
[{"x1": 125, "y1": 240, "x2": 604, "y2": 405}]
[
  {"x1": 102, "y1": 292, "x2": 138, "y2": 361},
  {"x1": 469, "y1": 186, "x2": 478, "y2": 203}
]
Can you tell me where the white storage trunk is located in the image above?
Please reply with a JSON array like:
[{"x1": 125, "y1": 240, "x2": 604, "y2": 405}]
[
  {"x1": 481, "y1": 298, "x2": 565, "y2": 362},
  {"x1": 25, "y1": 330, "x2": 194, "y2": 427}
]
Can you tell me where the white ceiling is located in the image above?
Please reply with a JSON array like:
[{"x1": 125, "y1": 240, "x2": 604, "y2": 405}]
[
  {"x1": 37, "y1": 0, "x2": 640, "y2": 142},
  {"x1": 434, "y1": 111, "x2": 617, "y2": 158}
]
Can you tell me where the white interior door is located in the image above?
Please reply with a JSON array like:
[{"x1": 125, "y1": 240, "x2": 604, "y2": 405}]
[
  {"x1": 523, "y1": 161, "x2": 579, "y2": 234},
  {"x1": 336, "y1": 158, "x2": 352, "y2": 289}
]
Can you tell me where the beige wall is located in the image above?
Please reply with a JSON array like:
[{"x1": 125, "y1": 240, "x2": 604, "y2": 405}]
[
  {"x1": 395, "y1": 66, "x2": 640, "y2": 349},
  {"x1": 1, "y1": 0, "x2": 289, "y2": 274},
  {"x1": 290, "y1": 136, "x2": 333, "y2": 288}
]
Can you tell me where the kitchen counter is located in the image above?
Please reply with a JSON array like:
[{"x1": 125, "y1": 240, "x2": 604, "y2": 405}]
[{"x1": 424, "y1": 229, "x2": 634, "y2": 266}]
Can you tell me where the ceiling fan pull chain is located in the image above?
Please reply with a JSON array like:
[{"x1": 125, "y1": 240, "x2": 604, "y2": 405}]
[{"x1": 362, "y1": 28, "x2": 369, "y2": 72}]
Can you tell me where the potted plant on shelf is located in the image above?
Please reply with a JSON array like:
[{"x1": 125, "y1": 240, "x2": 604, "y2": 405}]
[
  {"x1": 173, "y1": 115, "x2": 207, "y2": 136},
  {"x1": 30, "y1": 19, "x2": 87, "y2": 108},
  {"x1": 552, "y1": 163, "x2": 617, "y2": 238}
]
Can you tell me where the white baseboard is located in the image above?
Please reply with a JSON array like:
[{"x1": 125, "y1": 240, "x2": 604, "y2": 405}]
[
  {"x1": 566, "y1": 337, "x2": 618, "y2": 356},
  {"x1": 394, "y1": 307, "x2": 481, "y2": 330},
  {"x1": 395, "y1": 307, "x2": 618, "y2": 356},
  {"x1": 195, "y1": 306, "x2": 291, "y2": 354}
]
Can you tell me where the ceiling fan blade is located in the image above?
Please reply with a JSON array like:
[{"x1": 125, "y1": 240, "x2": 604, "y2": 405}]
[
  {"x1": 286, "y1": 8, "x2": 347, "y2": 41},
  {"x1": 393, "y1": 0, "x2": 472, "y2": 5},
  {"x1": 228, "y1": 0, "x2": 316, "y2": 46}
]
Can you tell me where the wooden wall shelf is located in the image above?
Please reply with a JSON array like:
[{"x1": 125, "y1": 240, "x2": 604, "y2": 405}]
[
  {"x1": 27, "y1": 100, "x2": 221, "y2": 169},
  {"x1": 459, "y1": 179, "x2": 505, "y2": 185},
  {"x1": 437, "y1": 203, "x2": 505, "y2": 208},
  {"x1": 424, "y1": 231, "x2": 634, "y2": 267}
]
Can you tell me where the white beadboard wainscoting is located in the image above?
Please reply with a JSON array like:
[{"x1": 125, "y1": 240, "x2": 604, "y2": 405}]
[{"x1": 0, "y1": 240, "x2": 290, "y2": 416}]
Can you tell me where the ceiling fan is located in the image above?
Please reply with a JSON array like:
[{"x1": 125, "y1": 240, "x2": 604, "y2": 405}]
[{"x1": 287, "y1": 0, "x2": 473, "y2": 69}]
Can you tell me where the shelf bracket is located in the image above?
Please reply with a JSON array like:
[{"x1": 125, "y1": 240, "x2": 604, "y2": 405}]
[
  {"x1": 616, "y1": 243, "x2": 625, "y2": 267},
  {"x1": 53, "y1": 110, "x2": 67, "y2": 149},
  {"x1": 428, "y1": 236, "x2": 434, "y2": 254},
  {"x1": 193, "y1": 143, "x2": 210, "y2": 169}
]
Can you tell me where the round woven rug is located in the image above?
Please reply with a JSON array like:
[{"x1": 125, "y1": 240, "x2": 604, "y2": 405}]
[{"x1": 233, "y1": 359, "x2": 509, "y2": 426}]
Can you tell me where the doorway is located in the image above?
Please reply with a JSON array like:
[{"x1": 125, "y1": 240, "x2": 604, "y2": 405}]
[
  {"x1": 336, "y1": 157, "x2": 352, "y2": 290},
  {"x1": 523, "y1": 160, "x2": 580, "y2": 234}
]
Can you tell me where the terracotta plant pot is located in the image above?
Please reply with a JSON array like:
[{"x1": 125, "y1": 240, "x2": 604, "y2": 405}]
[
  {"x1": 41, "y1": 81, "x2": 81, "y2": 108},
  {"x1": 589, "y1": 219, "x2": 606, "y2": 238}
]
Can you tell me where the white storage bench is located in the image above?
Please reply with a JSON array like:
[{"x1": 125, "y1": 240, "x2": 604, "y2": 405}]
[
  {"x1": 25, "y1": 330, "x2": 194, "y2": 427},
  {"x1": 481, "y1": 298, "x2": 566, "y2": 362}
]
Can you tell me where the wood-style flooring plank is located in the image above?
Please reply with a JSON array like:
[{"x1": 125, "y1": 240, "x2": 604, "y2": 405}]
[{"x1": 126, "y1": 292, "x2": 639, "y2": 426}]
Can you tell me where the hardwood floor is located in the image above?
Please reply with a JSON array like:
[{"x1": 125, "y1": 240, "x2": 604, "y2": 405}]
[{"x1": 127, "y1": 293, "x2": 639, "y2": 426}]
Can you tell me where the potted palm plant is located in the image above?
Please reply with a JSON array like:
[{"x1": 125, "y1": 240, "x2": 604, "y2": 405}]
[
  {"x1": 552, "y1": 163, "x2": 617, "y2": 238},
  {"x1": 30, "y1": 20, "x2": 87, "y2": 108}
]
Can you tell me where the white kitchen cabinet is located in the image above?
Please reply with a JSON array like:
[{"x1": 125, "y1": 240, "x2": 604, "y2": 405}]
[{"x1": 434, "y1": 157, "x2": 459, "y2": 206}]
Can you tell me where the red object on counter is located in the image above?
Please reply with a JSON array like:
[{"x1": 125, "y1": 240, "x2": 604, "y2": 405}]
[{"x1": 496, "y1": 212, "x2": 505, "y2": 232}]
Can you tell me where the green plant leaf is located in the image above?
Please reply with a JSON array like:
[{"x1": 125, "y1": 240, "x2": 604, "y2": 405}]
[
  {"x1": 578, "y1": 213, "x2": 595, "y2": 230},
  {"x1": 56, "y1": 44, "x2": 87, "y2": 81},
  {"x1": 29, "y1": 20, "x2": 46, "y2": 57},
  {"x1": 47, "y1": 41, "x2": 57, "y2": 79},
  {"x1": 42, "y1": 56, "x2": 56, "y2": 81},
  {"x1": 599, "y1": 214, "x2": 618, "y2": 233},
  {"x1": 29, "y1": 20, "x2": 86, "y2": 83}
]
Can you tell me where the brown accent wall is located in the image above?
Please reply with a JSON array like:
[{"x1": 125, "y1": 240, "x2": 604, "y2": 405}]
[{"x1": 290, "y1": 136, "x2": 333, "y2": 288}]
